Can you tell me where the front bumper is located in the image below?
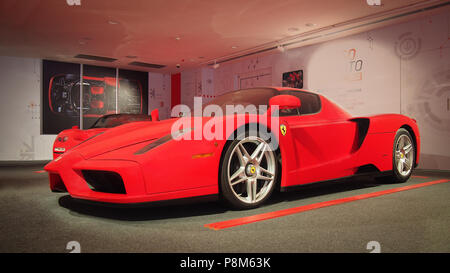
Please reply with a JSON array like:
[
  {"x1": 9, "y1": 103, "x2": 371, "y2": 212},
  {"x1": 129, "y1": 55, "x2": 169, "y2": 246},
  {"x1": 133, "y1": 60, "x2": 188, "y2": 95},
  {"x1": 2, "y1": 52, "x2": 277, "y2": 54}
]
[{"x1": 45, "y1": 152, "x2": 148, "y2": 204}]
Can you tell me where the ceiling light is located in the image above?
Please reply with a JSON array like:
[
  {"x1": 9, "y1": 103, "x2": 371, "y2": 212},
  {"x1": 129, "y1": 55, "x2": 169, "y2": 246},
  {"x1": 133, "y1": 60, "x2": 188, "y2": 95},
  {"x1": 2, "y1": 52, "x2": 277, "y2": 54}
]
[
  {"x1": 305, "y1": 23, "x2": 317, "y2": 27},
  {"x1": 74, "y1": 54, "x2": 117, "y2": 62},
  {"x1": 129, "y1": 61, "x2": 166, "y2": 69},
  {"x1": 288, "y1": 27, "x2": 300, "y2": 32},
  {"x1": 108, "y1": 20, "x2": 119, "y2": 25},
  {"x1": 231, "y1": 46, "x2": 238, "y2": 49},
  {"x1": 175, "y1": 37, "x2": 181, "y2": 41},
  {"x1": 212, "y1": 60, "x2": 220, "y2": 69}
]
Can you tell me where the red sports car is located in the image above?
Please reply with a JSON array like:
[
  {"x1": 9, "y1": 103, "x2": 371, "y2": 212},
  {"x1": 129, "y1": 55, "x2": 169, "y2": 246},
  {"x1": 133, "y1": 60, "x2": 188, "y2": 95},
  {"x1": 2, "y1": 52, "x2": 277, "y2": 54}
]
[
  {"x1": 45, "y1": 87, "x2": 420, "y2": 209},
  {"x1": 52, "y1": 113, "x2": 153, "y2": 159}
]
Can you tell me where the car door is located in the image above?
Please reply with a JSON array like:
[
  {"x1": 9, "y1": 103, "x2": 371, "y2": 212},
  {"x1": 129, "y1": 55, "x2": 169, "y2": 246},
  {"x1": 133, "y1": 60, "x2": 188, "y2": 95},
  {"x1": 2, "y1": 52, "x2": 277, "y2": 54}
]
[{"x1": 279, "y1": 91, "x2": 357, "y2": 186}]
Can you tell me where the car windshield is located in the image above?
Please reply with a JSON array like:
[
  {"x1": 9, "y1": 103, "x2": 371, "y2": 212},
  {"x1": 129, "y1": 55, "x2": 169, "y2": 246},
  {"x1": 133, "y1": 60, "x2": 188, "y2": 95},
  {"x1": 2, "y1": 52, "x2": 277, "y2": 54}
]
[
  {"x1": 90, "y1": 114, "x2": 151, "y2": 128},
  {"x1": 199, "y1": 88, "x2": 278, "y2": 116}
]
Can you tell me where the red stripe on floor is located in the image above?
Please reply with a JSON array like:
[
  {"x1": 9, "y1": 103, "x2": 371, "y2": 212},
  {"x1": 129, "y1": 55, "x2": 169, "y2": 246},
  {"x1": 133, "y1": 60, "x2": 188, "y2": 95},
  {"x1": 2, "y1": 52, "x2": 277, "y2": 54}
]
[
  {"x1": 34, "y1": 170, "x2": 46, "y2": 173},
  {"x1": 205, "y1": 179, "x2": 449, "y2": 230}
]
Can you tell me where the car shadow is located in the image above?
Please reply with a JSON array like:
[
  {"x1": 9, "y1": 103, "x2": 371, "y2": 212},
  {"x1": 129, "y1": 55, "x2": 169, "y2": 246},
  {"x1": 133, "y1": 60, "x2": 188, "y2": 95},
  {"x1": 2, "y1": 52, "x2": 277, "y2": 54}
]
[
  {"x1": 58, "y1": 175, "x2": 386, "y2": 221},
  {"x1": 267, "y1": 175, "x2": 382, "y2": 205},
  {"x1": 58, "y1": 195, "x2": 227, "y2": 221}
]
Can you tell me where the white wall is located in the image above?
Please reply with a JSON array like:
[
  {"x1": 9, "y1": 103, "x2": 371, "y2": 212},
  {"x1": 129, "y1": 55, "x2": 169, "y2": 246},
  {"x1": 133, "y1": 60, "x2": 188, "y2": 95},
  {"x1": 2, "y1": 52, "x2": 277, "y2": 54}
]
[
  {"x1": 148, "y1": 72, "x2": 171, "y2": 120},
  {"x1": 180, "y1": 10, "x2": 450, "y2": 170},
  {"x1": 0, "y1": 56, "x2": 55, "y2": 161},
  {"x1": 180, "y1": 68, "x2": 202, "y2": 109}
]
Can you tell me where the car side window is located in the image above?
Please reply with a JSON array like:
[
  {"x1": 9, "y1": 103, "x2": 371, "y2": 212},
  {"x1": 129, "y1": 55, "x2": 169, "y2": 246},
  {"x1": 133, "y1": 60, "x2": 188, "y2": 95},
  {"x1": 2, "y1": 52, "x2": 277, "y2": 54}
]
[{"x1": 279, "y1": 91, "x2": 321, "y2": 116}]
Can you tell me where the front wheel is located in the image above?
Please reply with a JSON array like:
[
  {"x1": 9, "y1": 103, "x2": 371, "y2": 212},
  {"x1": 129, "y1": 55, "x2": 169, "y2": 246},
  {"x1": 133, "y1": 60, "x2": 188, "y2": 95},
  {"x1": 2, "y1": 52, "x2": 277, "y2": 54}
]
[{"x1": 219, "y1": 131, "x2": 278, "y2": 209}]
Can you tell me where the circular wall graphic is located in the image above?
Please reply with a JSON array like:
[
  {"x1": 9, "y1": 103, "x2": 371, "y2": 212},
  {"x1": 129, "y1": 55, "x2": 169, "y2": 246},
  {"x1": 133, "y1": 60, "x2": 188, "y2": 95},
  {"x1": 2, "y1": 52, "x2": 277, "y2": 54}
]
[
  {"x1": 395, "y1": 32, "x2": 421, "y2": 60},
  {"x1": 409, "y1": 69, "x2": 450, "y2": 133}
]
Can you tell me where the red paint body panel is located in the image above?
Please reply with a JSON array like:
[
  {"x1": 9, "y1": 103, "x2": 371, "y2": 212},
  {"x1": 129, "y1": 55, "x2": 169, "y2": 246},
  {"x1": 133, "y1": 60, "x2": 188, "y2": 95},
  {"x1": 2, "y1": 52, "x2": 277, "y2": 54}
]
[
  {"x1": 45, "y1": 87, "x2": 420, "y2": 205},
  {"x1": 52, "y1": 114, "x2": 153, "y2": 159},
  {"x1": 52, "y1": 127, "x2": 107, "y2": 159}
]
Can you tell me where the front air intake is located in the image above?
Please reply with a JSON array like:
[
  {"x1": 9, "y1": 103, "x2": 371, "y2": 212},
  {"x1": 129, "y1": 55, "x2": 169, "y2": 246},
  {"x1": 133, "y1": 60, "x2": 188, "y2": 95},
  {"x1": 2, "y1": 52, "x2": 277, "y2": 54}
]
[{"x1": 82, "y1": 170, "x2": 126, "y2": 194}]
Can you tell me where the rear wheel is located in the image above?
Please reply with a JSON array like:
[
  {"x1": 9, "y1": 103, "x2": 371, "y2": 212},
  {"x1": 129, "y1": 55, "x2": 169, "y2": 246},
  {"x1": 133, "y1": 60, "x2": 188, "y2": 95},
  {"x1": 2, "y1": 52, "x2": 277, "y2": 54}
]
[
  {"x1": 220, "y1": 130, "x2": 278, "y2": 209},
  {"x1": 377, "y1": 128, "x2": 415, "y2": 183}
]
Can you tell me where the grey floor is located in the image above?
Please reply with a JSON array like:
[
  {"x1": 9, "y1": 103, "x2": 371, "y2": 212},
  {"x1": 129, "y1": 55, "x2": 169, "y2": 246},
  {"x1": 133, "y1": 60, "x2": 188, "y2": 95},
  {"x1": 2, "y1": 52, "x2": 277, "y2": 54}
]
[{"x1": 0, "y1": 165, "x2": 449, "y2": 253}]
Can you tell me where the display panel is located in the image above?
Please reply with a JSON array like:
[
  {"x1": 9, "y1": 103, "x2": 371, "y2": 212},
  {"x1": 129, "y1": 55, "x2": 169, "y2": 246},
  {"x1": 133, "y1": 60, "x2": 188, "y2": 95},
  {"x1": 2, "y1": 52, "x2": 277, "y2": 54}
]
[
  {"x1": 81, "y1": 65, "x2": 117, "y2": 129},
  {"x1": 282, "y1": 70, "x2": 303, "y2": 89},
  {"x1": 42, "y1": 61, "x2": 149, "y2": 133},
  {"x1": 118, "y1": 69, "x2": 149, "y2": 116},
  {"x1": 42, "y1": 60, "x2": 81, "y2": 134}
]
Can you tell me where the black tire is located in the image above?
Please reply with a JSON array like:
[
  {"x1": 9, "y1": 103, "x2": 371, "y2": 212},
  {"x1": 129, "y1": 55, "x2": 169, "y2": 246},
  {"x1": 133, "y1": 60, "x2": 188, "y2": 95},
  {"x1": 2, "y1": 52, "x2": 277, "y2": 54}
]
[
  {"x1": 219, "y1": 129, "x2": 278, "y2": 209},
  {"x1": 376, "y1": 128, "x2": 415, "y2": 183}
]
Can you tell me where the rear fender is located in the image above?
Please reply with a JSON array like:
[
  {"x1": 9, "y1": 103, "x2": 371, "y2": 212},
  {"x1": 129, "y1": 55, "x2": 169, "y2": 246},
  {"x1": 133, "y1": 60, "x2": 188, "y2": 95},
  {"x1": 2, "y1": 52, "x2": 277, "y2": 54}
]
[{"x1": 353, "y1": 114, "x2": 420, "y2": 169}]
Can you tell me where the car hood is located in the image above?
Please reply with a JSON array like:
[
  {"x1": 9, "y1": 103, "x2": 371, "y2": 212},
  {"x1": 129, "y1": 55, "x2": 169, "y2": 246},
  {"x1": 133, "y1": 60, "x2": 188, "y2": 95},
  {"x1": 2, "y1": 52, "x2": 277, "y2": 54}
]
[
  {"x1": 72, "y1": 119, "x2": 179, "y2": 159},
  {"x1": 58, "y1": 127, "x2": 107, "y2": 140}
]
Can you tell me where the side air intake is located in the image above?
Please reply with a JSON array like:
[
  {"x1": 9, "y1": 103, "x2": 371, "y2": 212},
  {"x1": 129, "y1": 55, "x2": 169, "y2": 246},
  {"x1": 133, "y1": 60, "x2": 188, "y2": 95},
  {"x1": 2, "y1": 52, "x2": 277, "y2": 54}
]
[{"x1": 350, "y1": 118, "x2": 370, "y2": 151}]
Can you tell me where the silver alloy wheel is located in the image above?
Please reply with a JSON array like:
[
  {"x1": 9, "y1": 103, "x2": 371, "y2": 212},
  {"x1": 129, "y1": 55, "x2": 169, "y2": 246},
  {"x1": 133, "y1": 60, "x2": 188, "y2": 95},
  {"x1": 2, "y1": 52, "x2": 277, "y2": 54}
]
[
  {"x1": 394, "y1": 134, "x2": 414, "y2": 176},
  {"x1": 227, "y1": 136, "x2": 276, "y2": 204}
]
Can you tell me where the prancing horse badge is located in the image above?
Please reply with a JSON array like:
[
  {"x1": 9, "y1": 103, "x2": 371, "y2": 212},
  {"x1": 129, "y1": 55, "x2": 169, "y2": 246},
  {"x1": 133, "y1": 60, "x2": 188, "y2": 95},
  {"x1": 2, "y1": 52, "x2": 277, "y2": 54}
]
[{"x1": 280, "y1": 124, "x2": 287, "y2": 136}]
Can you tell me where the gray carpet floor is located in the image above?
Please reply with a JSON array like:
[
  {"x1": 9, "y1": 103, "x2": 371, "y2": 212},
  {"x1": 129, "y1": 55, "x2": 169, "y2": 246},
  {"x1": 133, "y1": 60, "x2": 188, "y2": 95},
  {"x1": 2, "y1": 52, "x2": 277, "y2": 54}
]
[{"x1": 0, "y1": 165, "x2": 449, "y2": 253}]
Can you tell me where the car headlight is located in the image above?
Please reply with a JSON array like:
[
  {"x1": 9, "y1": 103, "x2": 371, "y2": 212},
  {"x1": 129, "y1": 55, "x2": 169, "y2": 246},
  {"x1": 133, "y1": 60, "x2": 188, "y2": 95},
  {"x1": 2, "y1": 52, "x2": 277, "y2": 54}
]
[{"x1": 57, "y1": 136, "x2": 69, "y2": 142}]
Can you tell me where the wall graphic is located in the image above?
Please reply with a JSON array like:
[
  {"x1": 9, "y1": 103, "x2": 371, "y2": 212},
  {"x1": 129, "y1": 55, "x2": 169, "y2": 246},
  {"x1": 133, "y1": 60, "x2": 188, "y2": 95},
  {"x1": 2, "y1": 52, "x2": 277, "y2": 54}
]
[
  {"x1": 42, "y1": 60, "x2": 148, "y2": 134},
  {"x1": 119, "y1": 68, "x2": 148, "y2": 116},
  {"x1": 42, "y1": 60, "x2": 81, "y2": 134},
  {"x1": 238, "y1": 67, "x2": 272, "y2": 89},
  {"x1": 401, "y1": 47, "x2": 450, "y2": 170},
  {"x1": 395, "y1": 32, "x2": 422, "y2": 60},
  {"x1": 282, "y1": 70, "x2": 303, "y2": 88},
  {"x1": 81, "y1": 65, "x2": 117, "y2": 129}
]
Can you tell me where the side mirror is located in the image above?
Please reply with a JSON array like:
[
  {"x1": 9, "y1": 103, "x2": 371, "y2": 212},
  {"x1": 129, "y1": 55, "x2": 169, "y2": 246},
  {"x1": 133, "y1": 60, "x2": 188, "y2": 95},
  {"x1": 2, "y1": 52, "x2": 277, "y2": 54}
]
[
  {"x1": 150, "y1": 108, "x2": 159, "y2": 121},
  {"x1": 72, "y1": 125, "x2": 79, "y2": 129},
  {"x1": 269, "y1": 95, "x2": 301, "y2": 110}
]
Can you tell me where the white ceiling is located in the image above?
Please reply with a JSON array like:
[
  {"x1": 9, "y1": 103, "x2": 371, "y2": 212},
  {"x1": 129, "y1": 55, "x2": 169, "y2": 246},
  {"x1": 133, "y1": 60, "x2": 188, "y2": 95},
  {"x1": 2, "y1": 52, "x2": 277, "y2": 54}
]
[{"x1": 0, "y1": 0, "x2": 448, "y2": 73}]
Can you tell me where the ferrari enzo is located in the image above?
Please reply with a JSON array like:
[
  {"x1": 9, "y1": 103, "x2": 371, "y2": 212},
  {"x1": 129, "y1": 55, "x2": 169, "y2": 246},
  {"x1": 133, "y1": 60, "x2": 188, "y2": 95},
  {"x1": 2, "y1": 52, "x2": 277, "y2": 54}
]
[
  {"x1": 52, "y1": 113, "x2": 153, "y2": 159},
  {"x1": 45, "y1": 87, "x2": 420, "y2": 209}
]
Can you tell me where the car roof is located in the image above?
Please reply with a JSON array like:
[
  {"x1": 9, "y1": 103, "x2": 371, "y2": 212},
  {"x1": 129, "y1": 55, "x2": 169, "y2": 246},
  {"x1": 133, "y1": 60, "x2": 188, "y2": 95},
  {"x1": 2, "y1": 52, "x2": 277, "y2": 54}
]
[
  {"x1": 270, "y1": 86, "x2": 321, "y2": 95},
  {"x1": 234, "y1": 86, "x2": 321, "y2": 96}
]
